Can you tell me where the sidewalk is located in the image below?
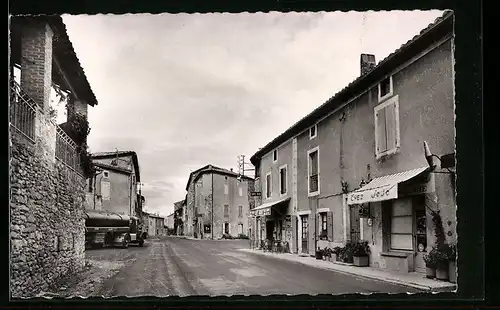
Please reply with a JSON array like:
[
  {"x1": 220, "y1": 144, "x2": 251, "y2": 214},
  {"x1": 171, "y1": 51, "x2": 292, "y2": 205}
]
[{"x1": 238, "y1": 248, "x2": 457, "y2": 292}]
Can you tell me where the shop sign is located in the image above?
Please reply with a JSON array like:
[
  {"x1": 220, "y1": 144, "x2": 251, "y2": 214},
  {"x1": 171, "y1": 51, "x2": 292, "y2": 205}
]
[
  {"x1": 399, "y1": 176, "x2": 435, "y2": 197},
  {"x1": 255, "y1": 208, "x2": 271, "y2": 216},
  {"x1": 347, "y1": 184, "x2": 398, "y2": 205},
  {"x1": 250, "y1": 192, "x2": 262, "y2": 197}
]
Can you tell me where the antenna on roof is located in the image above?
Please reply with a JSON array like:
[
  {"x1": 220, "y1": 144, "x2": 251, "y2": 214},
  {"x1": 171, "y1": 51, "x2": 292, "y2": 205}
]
[{"x1": 111, "y1": 148, "x2": 119, "y2": 166}]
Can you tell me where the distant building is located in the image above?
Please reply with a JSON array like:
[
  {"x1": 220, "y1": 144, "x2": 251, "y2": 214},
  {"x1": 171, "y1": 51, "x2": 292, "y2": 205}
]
[
  {"x1": 85, "y1": 150, "x2": 141, "y2": 217},
  {"x1": 144, "y1": 212, "x2": 165, "y2": 237},
  {"x1": 173, "y1": 200, "x2": 184, "y2": 235},
  {"x1": 184, "y1": 165, "x2": 254, "y2": 239},
  {"x1": 165, "y1": 213, "x2": 175, "y2": 234}
]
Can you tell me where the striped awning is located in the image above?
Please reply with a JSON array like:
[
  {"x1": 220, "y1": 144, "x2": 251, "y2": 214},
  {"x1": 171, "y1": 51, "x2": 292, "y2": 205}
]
[
  {"x1": 347, "y1": 166, "x2": 429, "y2": 205},
  {"x1": 250, "y1": 197, "x2": 290, "y2": 217}
]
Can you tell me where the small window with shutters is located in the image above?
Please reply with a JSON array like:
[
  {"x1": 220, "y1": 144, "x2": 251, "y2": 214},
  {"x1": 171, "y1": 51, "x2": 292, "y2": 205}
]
[{"x1": 374, "y1": 95, "x2": 400, "y2": 159}]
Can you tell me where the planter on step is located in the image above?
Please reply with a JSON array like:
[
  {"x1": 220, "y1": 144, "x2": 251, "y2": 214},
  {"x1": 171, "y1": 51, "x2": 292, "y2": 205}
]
[
  {"x1": 436, "y1": 265, "x2": 449, "y2": 281},
  {"x1": 353, "y1": 255, "x2": 369, "y2": 267},
  {"x1": 331, "y1": 254, "x2": 337, "y2": 262},
  {"x1": 448, "y1": 261, "x2": 457, "y2": 283},
  {"x1": 426, "y1": 267, "x2": 436, "y2": 279},
  {"x1": 315, "y1": 250, "x2": 323, "y2": 260}
]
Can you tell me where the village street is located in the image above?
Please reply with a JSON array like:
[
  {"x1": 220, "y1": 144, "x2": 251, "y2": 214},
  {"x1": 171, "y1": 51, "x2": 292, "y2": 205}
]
[{"x1": 77, "y1": 237, "x2": 422, "y2": 297}]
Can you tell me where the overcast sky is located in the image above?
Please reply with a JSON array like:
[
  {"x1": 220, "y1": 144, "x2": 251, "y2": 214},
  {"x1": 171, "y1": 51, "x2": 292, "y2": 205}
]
[{"x1": 61, "y1": 10, "x2": 444, "y2": 217}]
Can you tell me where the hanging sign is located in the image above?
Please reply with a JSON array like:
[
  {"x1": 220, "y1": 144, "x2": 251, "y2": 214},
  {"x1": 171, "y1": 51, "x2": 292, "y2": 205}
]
[
  {"x1": 250, "y1": 192, "x2": 262, "y2": 197},
  {"x1": 254, "y1": 208, "x2": 271, "y2": 216},
  {"x1": 347, "y1": 184, "x2": 398, "y2": 205}
]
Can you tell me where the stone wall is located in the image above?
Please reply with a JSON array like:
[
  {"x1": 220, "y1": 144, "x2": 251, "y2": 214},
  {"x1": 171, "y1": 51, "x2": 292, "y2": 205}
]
[{"x1": 10, "y1": 132, "x2": 86, "y2": 298}]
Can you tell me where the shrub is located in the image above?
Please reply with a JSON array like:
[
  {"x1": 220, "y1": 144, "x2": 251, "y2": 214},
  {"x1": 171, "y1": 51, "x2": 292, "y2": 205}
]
[
  {"x1": 448, "y1": 243, "x2": 457, "y2": 262},
  {"x1": 352, "y1": 240, "x2": 370, "y2": 257},
  {"x1": 423, "y1": 248, "x2": 438, "y2": 268},
  {"x1": 333, "y1": 246, "x2": 342, "y2": 255}
]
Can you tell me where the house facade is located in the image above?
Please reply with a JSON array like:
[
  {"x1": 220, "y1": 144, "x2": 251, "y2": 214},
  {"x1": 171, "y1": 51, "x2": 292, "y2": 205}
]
[
  {"x1": 250, "y1": 11, "x2": 455, "y2": 275},
  {"x1": 9, "y1": 16, "x2": 99, "y2": 297},
  {"x1": 184, "y1": 165, "x2": 254, "y2": 239},
  {"x1": 85, "y1": 151, "x2": 141, "y2": 217},
  {"x1": 165, "y1": 213, "x2": 175, "y2": 234},
  {"x1": 144, "y1": 212, "x2": 165, "y2": 237},
  {"x1": 173, "y1": 199, "x2": 185, "y2": 235}
]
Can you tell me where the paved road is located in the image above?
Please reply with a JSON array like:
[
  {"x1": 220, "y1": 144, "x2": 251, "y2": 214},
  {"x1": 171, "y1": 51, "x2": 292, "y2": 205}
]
[{"x1": 88, "y1": 237, "x2": 421, "y2": 297}]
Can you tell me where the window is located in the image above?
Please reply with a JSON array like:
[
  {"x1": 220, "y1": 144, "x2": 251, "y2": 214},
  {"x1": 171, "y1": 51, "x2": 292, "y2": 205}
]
[
  {"x1": 309, "y1": 124, "x2": 317, "y2": 139},
  {"x1": 238, "y1": 223, "x2": 243, "y2": 235},
  {"x1": 265, "y1": 172, "x2": 272, "y2": 199},
  {"x1": 415, "y1": 208, "x2": 427, "y2": 252},
  {"x1": 307, "y1": 147, "x2": 320, "y2": 195},
  {"x1": 301, "y1": 215, "x2": 309, "y2": 240},
  {"x1": 224, "y1": 204, "x2": 229, "y2": 217},
  {"x1": 238, "y1": 205, "x2": 243, "y2": 218},
  {"x1": 279, "y1": 165, "x2": 287, "y2": 195},
  {"x1": 224, "y1": 184, "x2": 229, "y2": 195},
  {"x1": 132, "y1": 175, "x2": 136, "y2": 184},
  {"x1": 320, "y1": 213, "x2": 327, "y2": 240},
  {"x1": 390, "y1": 200, "x2": 413, "y2": 251},
  {"x1": 374, "y1": 95, "x2": 400, "y2": 158},
  {"x1": 103, "y1": 171, "x2": 109, "y2": 178},
  {"x1": 88, "y1": 177, "x2": 93, "y2": 193},
  {"x1": 238, "y1": 187, "x2": 243, "y2": 197},
  {"x1": 378, "y1": 76, "x2": 393, "y2": 102},
  {"x1": 273, "y1": 149, "x2": 278, "y2": 162}
]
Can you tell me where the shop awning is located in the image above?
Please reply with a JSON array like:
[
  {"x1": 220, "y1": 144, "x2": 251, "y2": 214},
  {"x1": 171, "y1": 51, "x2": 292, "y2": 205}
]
[
  {"x1": 347, "y1": 166, "x2": 429, "y2": 205},
  {"x1": 250, "y1": 197, "x2": 291, "y2": 217}
]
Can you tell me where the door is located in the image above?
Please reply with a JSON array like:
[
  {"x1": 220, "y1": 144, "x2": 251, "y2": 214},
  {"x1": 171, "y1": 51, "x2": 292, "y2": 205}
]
[
  {"x1": 224, "y1": 222, "x2": 230, "y2": 234},
  {"x1": 301, "y1": 215, "x2": 308, "y2": 254},
  {"x1": 349, "y1": 205, "x2": 361, "y2": 242},
  {"x1": 413, "y1": 196, "x2": 427, "y2": 273},
  {"x1": 266, "y1": 221, "x2": 274, "y2": 240}
]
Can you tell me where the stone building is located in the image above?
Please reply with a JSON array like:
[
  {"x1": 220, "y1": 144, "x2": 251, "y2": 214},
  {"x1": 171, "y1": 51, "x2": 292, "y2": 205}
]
[
  {"x1": 173, "y1": 200, "x2": 185, "y2": 235},
  {"x1": 249, "y1": 11, "x2": 456, "y2": 276},
  {"x1": 9, "y1": 16, "x2": 99, "y2": 297},
  {"x1": 85, "y1": 150, "x2": 141, "y2": 217},
  {"x1": 143, "y1": 212, "x2": 166, "y2": 238},
  {"x1": 184, "y1": 165, "x2": 254, "y2": 239}
]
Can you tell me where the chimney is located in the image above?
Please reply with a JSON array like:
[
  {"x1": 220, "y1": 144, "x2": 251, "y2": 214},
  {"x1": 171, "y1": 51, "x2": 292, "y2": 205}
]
[
  {"x1": 360, "y1": 54, "x2": 376, "y2": 76},
  {"x1": 230, "y1": 168, "x2": 233, "y2": 172}
]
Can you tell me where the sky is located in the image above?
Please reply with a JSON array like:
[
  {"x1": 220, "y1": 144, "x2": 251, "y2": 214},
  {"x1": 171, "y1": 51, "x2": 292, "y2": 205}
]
[{"x1": 61, "y1": 10, "x2": 445, "y2": 217}]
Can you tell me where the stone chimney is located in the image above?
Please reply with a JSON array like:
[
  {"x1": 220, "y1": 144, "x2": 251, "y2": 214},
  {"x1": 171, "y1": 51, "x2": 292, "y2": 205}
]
[
  {"x1": 360, "y1": 54, "x2": 376, "y2": 76},
  {"x1": 230, "y1": 168, "x2": 233, "y2": 172}
]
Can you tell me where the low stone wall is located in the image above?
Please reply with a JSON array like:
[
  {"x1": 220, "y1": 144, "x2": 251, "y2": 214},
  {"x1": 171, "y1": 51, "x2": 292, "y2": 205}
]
[{"x1": 10, "y1": 133, "x2": 86, "y2": 298}]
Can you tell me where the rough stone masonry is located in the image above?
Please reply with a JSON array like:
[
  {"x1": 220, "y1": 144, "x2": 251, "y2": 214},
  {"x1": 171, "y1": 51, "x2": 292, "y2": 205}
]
[{"x1": 10, "y1": 131, "x2": 86, "y2": 298}]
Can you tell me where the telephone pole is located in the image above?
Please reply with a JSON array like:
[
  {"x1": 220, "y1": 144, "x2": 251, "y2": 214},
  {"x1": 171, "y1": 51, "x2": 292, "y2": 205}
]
[{"x1": 237, "y1": 155, "x2": 255, "y2": 178}]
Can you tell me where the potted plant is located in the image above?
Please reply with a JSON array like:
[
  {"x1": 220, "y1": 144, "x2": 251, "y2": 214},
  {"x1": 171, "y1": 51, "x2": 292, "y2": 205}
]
[
  {"x1": 325, "y1": 248, "x2": 333, "y2": 262},
  {"x1": 423, "y1": 248, "x2": 438, "y2": 279},
  {"x1": 315, "y1": 247, "x2": 323, "y2": 260},
  {"x1": 342, "y1": 242, "x2": 354, "y2": 264},
  {"x1": 352, "y1": 241, "x2": 370, "y2": 267},
  {"x1": 333, "y1": 246, "x2": 342, "y2": 262},
  {"x1": 448, "y1": 243, "x2": 457, "y2": 284},
  {"x1": 435, "y1": 244, "x2": 450, "y2": 281},
  {"x1": 322, "y1": 247, "x2": 327, "y2": 260}
]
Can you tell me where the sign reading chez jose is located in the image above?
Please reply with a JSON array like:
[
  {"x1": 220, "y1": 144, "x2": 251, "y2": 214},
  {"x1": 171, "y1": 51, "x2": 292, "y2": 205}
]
[{"x1": 347, "y1": 184, "x2": 398, "y2": 205}]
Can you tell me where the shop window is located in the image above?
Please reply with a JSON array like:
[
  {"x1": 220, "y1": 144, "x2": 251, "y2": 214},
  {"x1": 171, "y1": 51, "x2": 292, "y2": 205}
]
[
  {"x1": 238, "y1": 205, "x2": 243, "y2": 218},
  {"x1": 374, "y1": 95, "x2": 400, "y2": 159},
  {"x1": 308, "y1": 147, "x2": 320, "y2": 196},
  {"x1": 390, "y1": 200, "x2": 413, "y2": 251},
  {"x1": 415, "y1": 208, "x2": 427, "y2": 252},
  {"x1": 279, "y1": 165, "x2": 287, "y2": 195}
]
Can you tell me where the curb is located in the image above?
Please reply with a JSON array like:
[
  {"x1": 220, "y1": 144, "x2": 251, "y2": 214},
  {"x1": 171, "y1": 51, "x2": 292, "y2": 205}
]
[{"x1": 238, "y1": 249, "x2": 456, "y2": 292}]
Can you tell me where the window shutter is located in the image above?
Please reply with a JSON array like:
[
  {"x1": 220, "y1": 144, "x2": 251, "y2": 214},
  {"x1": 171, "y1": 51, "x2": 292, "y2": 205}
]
[
  {"x1": 308, "y1": 215, "x2": 314, "y2": 253},
  {"x1": 376, "y1": 108, "x2": 387, "y2": 153},
  {"x1": 327, "y1": 211, "x2": 334, "y2": 241},
  {"x1": 385, "y1": 102, "x2": 397, "y2": 150}
]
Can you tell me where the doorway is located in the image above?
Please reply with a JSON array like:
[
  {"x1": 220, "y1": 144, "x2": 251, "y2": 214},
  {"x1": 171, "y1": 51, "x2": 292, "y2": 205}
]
[
  {"x1": 224, "y1": 222, "x2": 229, "y2": 234},
  {"x1": 413, "y1": 195, "x2": 427, "y2": 273},
  {"x1": 349, "y1": 205, "x2": 361, "y2": 242},
  {"x1": 300, "y1": 215, "x2": 309, "y2": 254},
  {"x1": 266, "y1": 221, "x2": 274, "y2": 240}
]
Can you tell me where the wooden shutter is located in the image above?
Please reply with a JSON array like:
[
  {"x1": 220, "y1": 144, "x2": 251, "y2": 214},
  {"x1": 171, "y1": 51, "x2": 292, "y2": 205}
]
[
  {"x1": 308, "y1": 215, "x2": 315, "y2": 254},
  {"x1": 316, "y1": 213, "x2": 321, "y2": 241},
  {"x1": 376, "y1": 107, "x2": 387, "y2": 153},
  {"x1": 385, "y1": 101, "x2": 397, "y2": 151},
  {"x1": 291, "y1": 215, "x2": 297, "y2": 253},
  {"x1": 327, "y1": 211, "x2": 334, "y2": 241}
]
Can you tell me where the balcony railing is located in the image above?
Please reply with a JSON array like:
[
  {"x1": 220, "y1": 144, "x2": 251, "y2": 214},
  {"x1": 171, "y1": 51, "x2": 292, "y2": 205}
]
[
  {"x1": 9, "y1": 80, "x2": 37, "y2": 142},
  {"x1": 309, "y1": 174, "x2": 319, "y2": 193},
  {"x1": 55, "y1": 126, "x2": 82, "y2": 174}
]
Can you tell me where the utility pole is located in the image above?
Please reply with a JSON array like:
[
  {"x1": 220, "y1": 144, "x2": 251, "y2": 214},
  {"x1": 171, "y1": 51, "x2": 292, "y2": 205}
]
[
  {"x1": 237, "y1": 155, "x2": 255, "y2": 178},
  {"x1": 211, "y1": 171, "x2": 214, "y2": 239}
]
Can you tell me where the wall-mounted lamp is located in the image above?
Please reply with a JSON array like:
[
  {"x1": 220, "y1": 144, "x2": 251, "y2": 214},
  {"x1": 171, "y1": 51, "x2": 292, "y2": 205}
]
[{"x1": 423, "y1": 141, "x2": 455, "y2": 174}]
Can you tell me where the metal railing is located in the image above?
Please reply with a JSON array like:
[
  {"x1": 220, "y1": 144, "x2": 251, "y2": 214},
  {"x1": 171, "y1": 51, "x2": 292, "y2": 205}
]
[
  {"x1": 55, "y1": 125, "x2": 82, "y2": 174},
  {"x1": 9, "y1": 80, "x2": 37, "y2": 142}
]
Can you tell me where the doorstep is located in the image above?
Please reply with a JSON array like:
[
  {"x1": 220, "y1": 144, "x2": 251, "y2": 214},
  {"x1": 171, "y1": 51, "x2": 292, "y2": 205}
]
[{"x1": 238, "y1": 248, "x2": 456, "y2": 293}]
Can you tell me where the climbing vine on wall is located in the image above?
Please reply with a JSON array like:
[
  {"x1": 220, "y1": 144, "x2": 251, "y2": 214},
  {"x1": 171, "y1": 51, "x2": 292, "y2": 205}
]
[{"x1": 69, "y1": 113, "x2": 94, "y2": 178}]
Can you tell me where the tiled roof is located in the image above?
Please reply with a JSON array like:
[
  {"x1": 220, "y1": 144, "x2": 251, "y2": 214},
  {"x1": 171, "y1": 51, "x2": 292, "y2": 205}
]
[
  {"x1": 94, "y1": 162, "x2": 132, "y2": 175},
  {"x1": 91, "y1": 150, "x2": 141, "y2": 182},
  {"x1": 184, "y1": 164, "x2": 254, "y2": 191},
  {"x1": 250, "y1": 10, "x2": 454, "y2": 165},
  {"x1": 10, "y1": 16, "x2": 98, "y2": 107}
]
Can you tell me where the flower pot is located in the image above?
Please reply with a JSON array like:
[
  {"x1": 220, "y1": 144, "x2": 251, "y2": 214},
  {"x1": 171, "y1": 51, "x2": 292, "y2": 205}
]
[
  {"x1": 343, "y1": 253, "x2": 353, "y2": 264},
  {"x1": 448, "y1": 261, "x2": 457, "y2": 283},
  {"x1": 315, "y1": 250, "x2": 322, "y2": 260},
  {"x1": 353, "y1": 255, "x2": 369, "y2": 267},
  {"x1": 426, "y1": 267, "x2": 436, "y2": 279},
  {"x1": 335, "y1": 254, "x2": 342, "y2": 262},
  {"x1": 436, "y1": 265, "x2": 449, "y2": 281}
]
